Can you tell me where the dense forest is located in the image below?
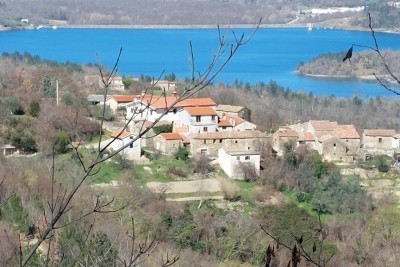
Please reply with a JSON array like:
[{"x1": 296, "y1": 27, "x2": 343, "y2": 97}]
[
  {"x1": 1, "y1": 52, "x2": 400, "y2": 266},
  {"x1": 0, "y1": 0, "x2": 400, "y2": 29}
]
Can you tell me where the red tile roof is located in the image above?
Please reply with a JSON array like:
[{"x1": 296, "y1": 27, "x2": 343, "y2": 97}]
[
  {"x1": 160, "y1": 133, "x2": 182, "y2": 140},
  {"x1": 364, "y1": 129, "x2": 397, "y2": 137},
  {"x1": 110, "y1": 130, "x2": 133, "y2": 139},
  {"x1": 176, "y1": 98, "x2": 216, "y2": 107},
  {"x1": 334, "y1": 125, "x2": 360, "y2": 139},
  {"x1": 298, "y1": 132, "x2": 315, "y2": 141},
  {"x1": 225, "y1": 114, "x2": 245, "y2": 125},
  {"x1": 218, "y1": 119, "x2": 233, "y2": 127},
  {"x1": 185, "y1": 106, "x2": 217, "y2": 116},
  {"x1": 277, "y1": 129, "x2": 298, "y2": 138},
  {"x1": 309, "y1": 120, "x2": 338, "y2": 131},
  {"x1": 112, "y1": 95, "x2": 138, "y2": 103},
  {"x1": 191, "y1": 130, "x2": 268, "y2": 140}
]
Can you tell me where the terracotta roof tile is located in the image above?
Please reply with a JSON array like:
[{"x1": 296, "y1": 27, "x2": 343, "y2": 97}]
[
  {"x1": 176, "y1": 98, "x2": 216, "y2": 107},
  {"x1": 110, "y1": 130, "x2": 133, "y2": 139},
  {"x1": 112, "y1": 95, "x2": 138, "y2": 103},
  {"x1": 334, "y1": 125, "x2": 360, "y2": 139},
  {"x1": 225, "y1": 114, "x2": 245, "y2": 125},
  {"x1": 298, "y1": 132, "x2": 315, "y2": 141},
  {"x1": 364, "y1": 129, "x2": 397, "y2": 137},
  {"x1": 216, "y1": 104, "x2": 245, "y2": 113},
  {"x1": 160, "y1": 133, "x2": 182, "y2": 140},
  {"x1": 218, "y1": 119, "x2": 233, "y2": 127},
  {"x1": 135, "y1": 96, "x2": 216, "y2": 110},
  {"x1": 310, "y1": 120, "x2": 338, "y2": 131},
  {"x1": 191, "y1": 130, "x2": 268, "y2": 140},
  {"x1": 185, "y1": 106, "x2": 217, "y2": 116},
  {"x1": 277, "y1": 129, "x2": 298, "y2": 138}
]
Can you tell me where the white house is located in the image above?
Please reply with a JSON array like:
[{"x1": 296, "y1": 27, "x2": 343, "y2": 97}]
[
  {"x1": 109, "y1": 130, "x2": 141, "y2": 159},
  {"x1": 125, "y1": 95, "x2": 217, "y2": 125},
  {"x1": 224, "y1": 114, "x2": 257, "y2": 131},
  {"x1": 178, "y1": 106, "x2": 218, "y2": 134},
  {"x1": 218, "y1": 147, "x2": 260, "y2": 179}
]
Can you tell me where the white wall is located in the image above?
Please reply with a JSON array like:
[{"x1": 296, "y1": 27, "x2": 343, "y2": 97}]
[
  {"x1": 218, "y1": 148, "x2": 260, "y2": 179},
  {"x1": 110, "y1": 136, "x2": 141, "y2": 159}
]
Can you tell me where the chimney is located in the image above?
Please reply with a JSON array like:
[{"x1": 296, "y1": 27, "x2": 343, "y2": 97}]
[
  {"x1": 172, "y1": 90, "x2": 178, "y2": 98},
  {"x1": 141, "y1": 90, "x2": 146, "y2": 96}
]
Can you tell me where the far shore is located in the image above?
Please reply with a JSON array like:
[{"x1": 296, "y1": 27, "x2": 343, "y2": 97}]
[
  {"x1": 1, "y1": 23, "x2": 400, "y2": 34},
  {"x1": 297, "y1": 72, "x2": 400, "y2": 84}
]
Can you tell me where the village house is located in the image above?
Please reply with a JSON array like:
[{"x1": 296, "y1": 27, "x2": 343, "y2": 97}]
[
  {"x1": 178, "y1": 106, "x2": 218, "y2": 134},
  {"x1": 125, "y1": 94, "x2": 216, "y2": 126},
  {"x1": 190, "y1": 130, "x2": 270, "y2": 157},
  {"x1": 154, "y1": 133, "x2": 188, "y2": 155},
  {"x1": 223, "y1": 114, "x2": 257, "y2": 131},
  {"x1": 361, "y1": 129, "x2": 398, "y2": 158},
  {"x1": 85, "y1": 75, "x2": 125, "y2": 90},
  {"x1": 315, "y1": 135, "x2": 353, "y2": 162},
  {"x1": 109, "y1": 130, "x2": 141, "y2": 159},
  {"x1": 87, "y1": 94, "x2": 110, "y2": 105},
  {"x1": 218, "y1": 147, "x2": 260, "y2": 179},
  {"x1": 106, "y1": 95, "x2": 139, "y2": 113},
  {"x1": 0, "y1": 144, "x2": 18, "y2": 156},
  {"x1": 150, "y1": 80, "x2": 177, "y2": 91},
  {"x1": 272, "y1": 128, "x2": 299, "y2": 155},
  {"x1": 215, "y1": 104, "x2": 251, "y2": 121}
]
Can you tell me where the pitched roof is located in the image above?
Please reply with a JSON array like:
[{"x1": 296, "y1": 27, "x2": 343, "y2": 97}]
[
  {"x1": 87, "y1": 94, "x2": 109, "y2": 102},
  {"x1": 225, "y1": 114, "x2": 245, "y2": 126},
  {"x1": 191, "y1": 130, "x2": 268, "y2": 140},
  {"x1": 318, "y1": 135, "x2": 340, "y2": 143},
  {"x1": 309, "y1": 120, "x2": 338, "y2": 131},
  {"x1": 276, "y1": 129, "x2": 298, "y2": 138},
  {"x1": 110, "y1": 130, "x2": 133, "y2": 139},
  {"x1": 364, "y1": 129, "x2": 397, "y2": 137},
  {"x1": 185, "y1": 106, "x2": 217, "y2": 116},
  {"x1": 160, "y1": 133, "x2": 182, "y2": 140},
  {"x1": 136, "y1": 96, "x2": 216, "y2": 110},
  {"x1": 218, "y1": 119, "x2": 233, "y2": 127},
  {"x1": 298, "y1": 132, "x2": 315, "y2": 141},
  {"x1": 334, "y1": 125, "x2": 360, "y2": 139},
  {"x1": 176, "y1": 98, "x2": 216, "y2": 107},
  {"x1": 112, "y1": 95, "x2": 138, "y2": 103},
  {"x1": 216, "y1": 104, "x2": 245, "y2": 113}
]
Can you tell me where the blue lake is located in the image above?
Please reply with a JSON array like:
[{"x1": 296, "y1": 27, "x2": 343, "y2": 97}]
[{"x1": 1, "y1": 27, "x2": 400, "y2": 98}]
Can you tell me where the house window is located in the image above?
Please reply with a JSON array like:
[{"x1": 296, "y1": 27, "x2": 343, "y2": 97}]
[
  {"x1": 203, "y1": 127, "x2": 208, "y2": 132},
  {"x1": 222, "y1": 126, "x2": 226, "y2": 130},
  {"x1": 204, "y1": 140, "x2": 206, "y2": 144},
  {"x1": 219, "y1": 139, "x2": 223, "y2": 143},
  {"x1": 213, "y1": 139, "x2": 216, "y2": 144},
  {"x1": 333, "y1": 143, "x2": 336, "y2": 147},
  {"x1": 212, "y1": 115, "x2": 215, "y2": 121},
  {"x1": 245, "y1": 156, "x2": 250, "y2": 160},
  {"x1": 378, "y1": 138, "x2": 382, "y2": 143},
  {"x1": 235, "y1": 140, "x2": 238, "y2": 144},
  {"x1": 173, "y1": 108, "x2": 177, "y2": 114},
  {"x1": 236, "y1": 156, "x2": 240, "y2": 160},
  {"x1": 196, "y1": 116, "x2": 201, "y2": 122},
  {"x1": 150, "y1": 110, "x2": 153, "y2": 115}
]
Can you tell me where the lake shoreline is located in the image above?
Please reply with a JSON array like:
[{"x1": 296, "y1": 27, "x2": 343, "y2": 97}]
[{"x1": 2, "y1": 23, "x2": 400, "y2": 34}]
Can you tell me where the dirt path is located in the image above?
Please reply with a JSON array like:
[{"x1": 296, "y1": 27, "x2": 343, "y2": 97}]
[{"x1": 147, "y1": 178, "x2": 221, "y2": 194}]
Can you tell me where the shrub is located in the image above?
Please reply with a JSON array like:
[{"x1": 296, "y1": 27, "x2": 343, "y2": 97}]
[
  {"x1": 175, "y1": 146, "x2": 189, "y2": 161},
  {"x1": 28, "y1": 101, "x2": 40, "y2": 117},
  {"x1": 153, "y1": 123, "x2": 173, "y2": 135}
]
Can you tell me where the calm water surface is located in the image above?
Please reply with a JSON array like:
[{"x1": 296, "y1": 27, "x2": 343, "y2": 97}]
[{"x1": 2, "y1": 27, "x2": 400, "y2": 98}]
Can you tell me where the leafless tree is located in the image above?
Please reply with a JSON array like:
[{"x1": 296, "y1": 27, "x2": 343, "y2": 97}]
[
  {"x1": 20, "y1": 21, "x2": 261, "y2": 266},
  {"x1": 350, "y1": 13, "x2": 400, "y2": 95}
]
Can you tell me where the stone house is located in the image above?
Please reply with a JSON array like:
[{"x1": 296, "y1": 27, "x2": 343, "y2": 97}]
[
  {"x1": 272, "y1": 128, "x2": 299, "y2": 155},
  {"x1": 0, "y1": 144, "x2": 18, "y2": 156},
  {"x1": 155, "y1": 133, "x2": 186, "y2": 155},
  {"x1": 334, "y1": 124, "x2": 361, "y2": 150},
  {"x1": 85, "y1": 75, "x2": 124, "y2": 90},
  {"x1": 109, "y1": 130, "x2": 141, "y2": 159},
  {"x1": 87, "y1": 94, "x2": 111, "y2": 105},
  {"x1": 315, "y1": 135, "x2": 353, "y2": 162},
  {"x1": 362, "y1": 129, "x2": 397, "y2": 157},
  {"x1": 223, "y1": 114, "x2": 257, "y2": 131},
  {"x1": 150, "y1": 80, "x2": 176, "y2": 91},
  {"x1": 190, "y1": 130, "x2": 270, "y2": 157},
  {"x1": 218, "y1": 119, "x2": 234, "y2": 132},
  {"x1": 218, "y1": 147, "x2": 260, "y2": 179},
  {"x1": 215, "y1": 104, "x2": 251, "y2": 121}
]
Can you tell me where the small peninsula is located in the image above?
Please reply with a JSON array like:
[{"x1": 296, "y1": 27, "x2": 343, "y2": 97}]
[{"x1": 296, "y1": 50, "x2": 400, "y2": 83}]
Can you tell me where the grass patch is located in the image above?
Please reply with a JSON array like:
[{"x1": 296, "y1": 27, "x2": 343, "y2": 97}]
[
  {"x1": 165, "y1": 191, "x2": 223, "y2": 199},
  {"x1": 90, "y1": 161, "x2": 123, "y2": 184}
]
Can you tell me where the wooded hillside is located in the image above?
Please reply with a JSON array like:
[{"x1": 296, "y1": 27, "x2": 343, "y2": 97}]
[{"x1": 0, "y1": 0, "x2": 400, "y2": 28}]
